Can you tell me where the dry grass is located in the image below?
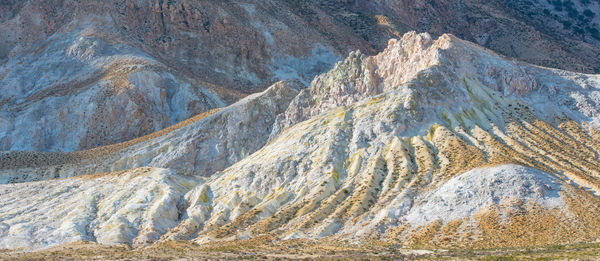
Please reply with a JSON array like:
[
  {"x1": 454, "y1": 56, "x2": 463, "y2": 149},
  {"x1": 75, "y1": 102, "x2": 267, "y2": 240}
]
[
  {"x1": 2, "y1": 239, "x2": 599, "y2": 260},
  {"x1": 0, "y1": 108, "x2": 221, "y2": 169},
  {"x1": 194, "y1": 110, "x2": 600, "y2": 246}
]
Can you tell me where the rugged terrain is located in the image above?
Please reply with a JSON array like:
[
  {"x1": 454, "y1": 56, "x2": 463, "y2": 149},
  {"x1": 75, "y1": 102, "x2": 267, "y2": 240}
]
[
  {"x1": 1, "y1": 32, "x2": 600, "y2": 257},
  {"x1": 0, "y1": 81, "x2": 301, "y2": 183},
  {"x1": 1, "y1": 0, "x2": 600, "y2": 152},
  {"x1": 0, "y1": 0, "x2": 356, "y2": 151}
]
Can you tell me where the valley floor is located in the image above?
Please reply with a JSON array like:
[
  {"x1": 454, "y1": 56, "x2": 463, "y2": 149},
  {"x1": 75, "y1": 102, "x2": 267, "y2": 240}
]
[{"x1": 1, "y1": 240, "x2": 599, "y2": 260}]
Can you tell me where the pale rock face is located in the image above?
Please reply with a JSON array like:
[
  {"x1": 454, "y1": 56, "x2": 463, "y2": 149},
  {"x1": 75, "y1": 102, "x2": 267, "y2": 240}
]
[
  {"x1": 352, "y1": 0, "x2": 600, "y2": 73},
  {"x1": 403, "y1": 164, "x2": 565, "y2": 226},
  {"x1": 0, "y1": 168, "x2": 201, "y2": 249},
  {"x1": 0, "y1": 81, "x2": 301, "y2": 183},
  {"x1": 1, "y1": 0, "x2": 383, "y2": 151},
  {"x1": 0, "y1": 31, "x2": 225, "y2": 152},
  {"x1": 3, "y1": 0, "x2": 599, "y2": 152},
  {"x1": 2, "y1": 32, "x2": 600, "y2": 250},
  {"x1": 176, "y1": 76, "x2": 593, "y2": 242},
  {"x1": 171, "y1": 32, "x2": 600, "y2": 243},
  {"x1": 0, "y1": 0, "x2": 360, "y2": 91},
  {"x1": 271, "y1": 31, "x2": 600, "y2": 139}
]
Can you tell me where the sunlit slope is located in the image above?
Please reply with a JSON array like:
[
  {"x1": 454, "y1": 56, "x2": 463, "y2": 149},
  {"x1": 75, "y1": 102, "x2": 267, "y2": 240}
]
[
  {"x1": 1, "y1": 32, "x2": 600, "y2": 250},
  {"x1": 173, "y1": 75, "x2": 600, "y2": 248},
  {"x1": 0, "y1": 81, "x2": 300, "y2": 183}
]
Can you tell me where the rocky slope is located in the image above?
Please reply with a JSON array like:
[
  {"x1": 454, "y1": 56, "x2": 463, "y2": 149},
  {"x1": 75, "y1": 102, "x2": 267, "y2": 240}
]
[
  {"x1": 0, "y1": 167, "x2": 200, "y2": 249},
  {"x1": 1, "y1": 32, "x2": 599, "y2": 251},
  {"x1": 0, "y1": 0, "x2": 357, "y2": 151},
  {"x1": 0, "y1": 31, "x2": 227, "y2": 152},
  {"x1": 2, "y1": 0, "x2": 600, "y2": 152},
  {"x1": 341, "y1": 0, "x2": 600, "y2": 73},
  {"x1": 0, "y1": 81, "x2": 301, "y2": 183}
]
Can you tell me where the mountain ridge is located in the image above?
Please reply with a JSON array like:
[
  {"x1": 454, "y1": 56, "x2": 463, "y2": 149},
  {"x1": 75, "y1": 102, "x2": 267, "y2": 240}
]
[
  {"x1": 1, "y1": 32, "x2": 599, "y2": 251},
  {"x1": 2, "y1": 0, "x2": 600, "y2": 152}
]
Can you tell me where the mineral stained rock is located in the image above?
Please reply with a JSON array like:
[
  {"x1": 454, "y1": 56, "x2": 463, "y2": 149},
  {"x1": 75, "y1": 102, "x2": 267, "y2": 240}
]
[
  {"x1": 2, "y1": 0, "x2": 599, "y2": 151},
  {"x1": 1, "y1": 32, "x2": 600, "y2": 250}
]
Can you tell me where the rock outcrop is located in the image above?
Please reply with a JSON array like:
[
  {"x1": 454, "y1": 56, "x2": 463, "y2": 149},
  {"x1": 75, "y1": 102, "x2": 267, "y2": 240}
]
[
  {"x1": 1, "y1": 32, "x2": 600, "y2": 250},
  {"x1": 0, "y1": 81, "x2": 301, "y2": 183},
  {"x1": 272, "y1": 32, "x2": 600, "y2": 138},
  {"x1": 2, "y1": 0, "x2": 600, "y2": 152},
  {"x1": 0, "y1": 32, "x2": 227, "y2": 152},
  {"x1": 0, "y1": 0, "x2": 357, "y2": 151},
  {"x1": 345, "y1": 0, "x2": 600, "y2": 73},
  {"x1": 0, "y1": 167, "x2": 202, "y2": 248}
]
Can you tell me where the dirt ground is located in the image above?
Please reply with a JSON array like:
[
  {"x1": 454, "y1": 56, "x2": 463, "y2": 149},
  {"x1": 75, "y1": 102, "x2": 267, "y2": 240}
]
[{"x1": 1, "y1": 239, "x2": 599, "y2": 260}]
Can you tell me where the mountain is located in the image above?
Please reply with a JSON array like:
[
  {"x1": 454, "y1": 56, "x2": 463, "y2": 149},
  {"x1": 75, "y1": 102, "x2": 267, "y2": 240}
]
[
  {"x1": 1, "y1": 0, "x2": 599, "y2": 152},
  {"x1": 0, "y1": 81, "x2": 301, "y2": 183},
  {"x1": 1, "y1": 32, "x2": 599, "y2": 255},
  {"x1": 339, "y1": 0, "x2": 600, "y2": 73},
  {"x1": 0, "y1": 0, "x2": 358, "y2": 151}
]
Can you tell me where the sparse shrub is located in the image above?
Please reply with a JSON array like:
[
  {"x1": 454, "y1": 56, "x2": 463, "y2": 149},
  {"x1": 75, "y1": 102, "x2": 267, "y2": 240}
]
[
  {"x1": 551, "y1": 0, "x2": 563, "y2": 11},
  {"x1": 589, "y1": 27, "x2": 600, "y2": 40},
  {"x1": 543, "y1": 9, "x2": 551, "y2": 15},
  {"x1": 583, "y1": 9, "x2": 595, "y2": 18}
]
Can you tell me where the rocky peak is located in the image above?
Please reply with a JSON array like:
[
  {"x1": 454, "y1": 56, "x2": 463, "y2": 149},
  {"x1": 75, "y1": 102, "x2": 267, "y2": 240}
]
[
  {"x1": 271, "y1": 31, "x2": 600, "y2": 139},
  {"x1": 1, "y1": 30, "x2": 600, "y2": 252}
]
